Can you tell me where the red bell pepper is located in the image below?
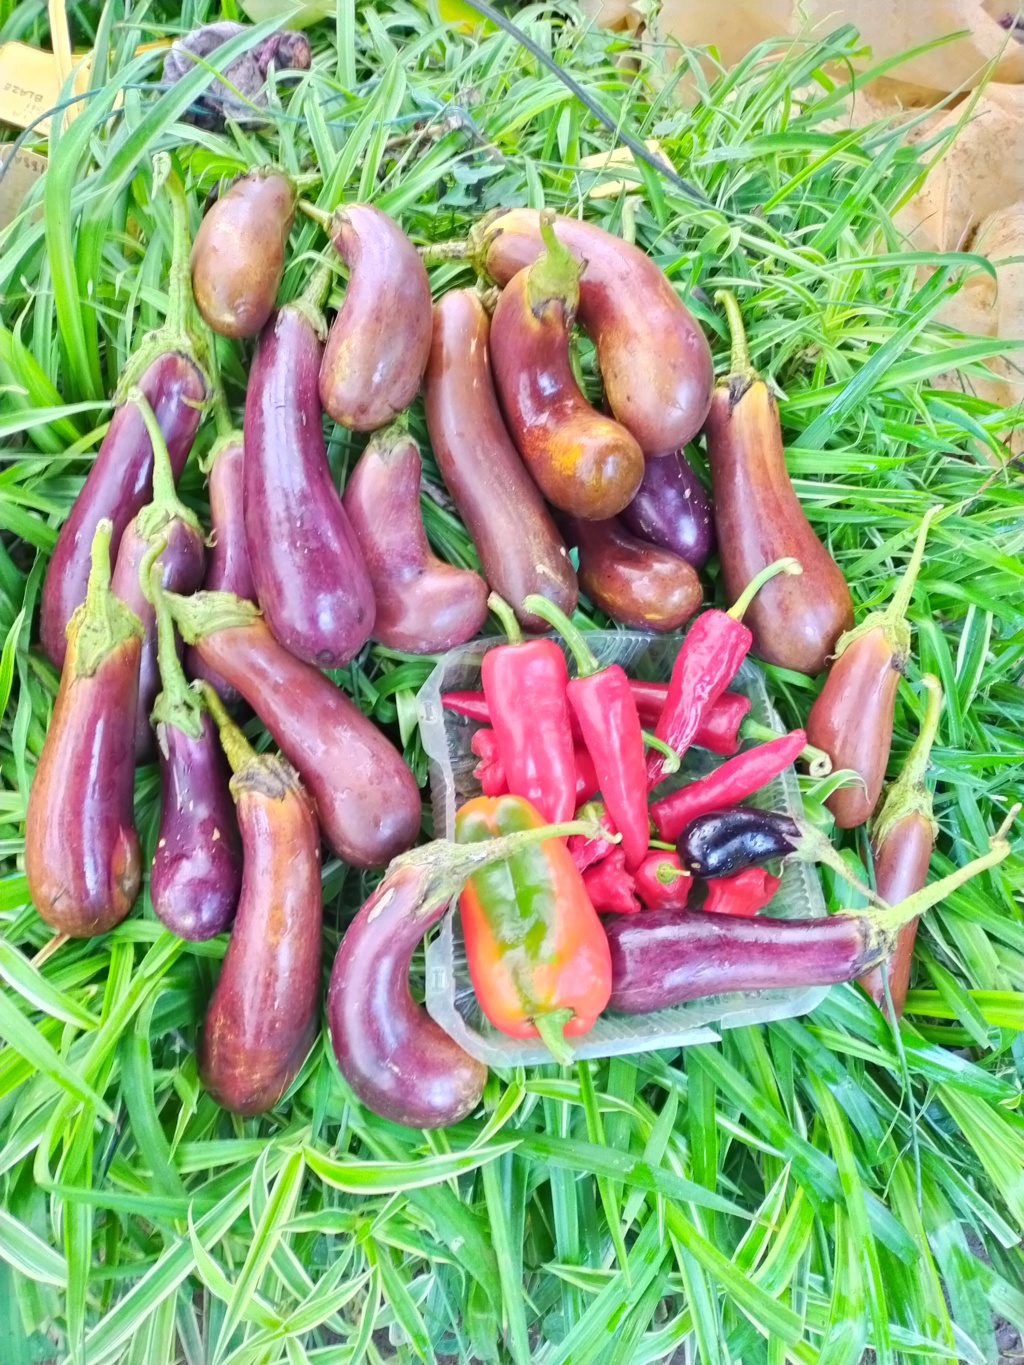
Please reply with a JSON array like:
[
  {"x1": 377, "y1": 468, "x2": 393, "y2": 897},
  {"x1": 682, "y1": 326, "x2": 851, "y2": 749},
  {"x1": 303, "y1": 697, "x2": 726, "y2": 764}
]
[
  {"x1": 700, "y1": 867, "x2": 781, "y2": 917},
  {"x1": 634, "y1": 852, "x2": 692, "y2": 911},
  {"x1": 583, "y1": 848, "x2": 641, "y2": 914}
]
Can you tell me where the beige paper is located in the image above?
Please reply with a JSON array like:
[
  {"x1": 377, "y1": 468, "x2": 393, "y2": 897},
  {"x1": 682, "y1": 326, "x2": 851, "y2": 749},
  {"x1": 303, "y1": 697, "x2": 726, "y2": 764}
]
[{"x1": 0, "y1": 146, "x2": 47, "y2": 232}]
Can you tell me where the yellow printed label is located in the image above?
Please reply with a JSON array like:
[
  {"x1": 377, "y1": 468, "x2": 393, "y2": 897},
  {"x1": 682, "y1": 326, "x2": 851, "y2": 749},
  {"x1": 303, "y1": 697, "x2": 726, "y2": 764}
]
[{"x1": 0, "y1": 42, "x2": 93, "y2": 134}]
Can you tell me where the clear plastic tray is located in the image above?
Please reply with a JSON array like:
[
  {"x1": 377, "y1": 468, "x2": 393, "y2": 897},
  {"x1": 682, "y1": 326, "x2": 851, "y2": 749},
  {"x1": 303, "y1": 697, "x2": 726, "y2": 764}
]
[{"x1": 416, "y1": 630, "x2": 828, "y2": 1066}]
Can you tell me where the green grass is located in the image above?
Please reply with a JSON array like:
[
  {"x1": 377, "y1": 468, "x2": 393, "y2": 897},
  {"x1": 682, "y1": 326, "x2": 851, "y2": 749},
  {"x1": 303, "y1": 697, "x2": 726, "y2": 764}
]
[{"x1": 1, "y1": 3, "x2": 1024, "y2": 1362}]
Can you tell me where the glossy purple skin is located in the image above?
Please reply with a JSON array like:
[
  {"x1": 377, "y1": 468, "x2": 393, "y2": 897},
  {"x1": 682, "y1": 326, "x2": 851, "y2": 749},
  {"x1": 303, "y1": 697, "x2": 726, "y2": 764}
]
[
  {"x1": 606, "y1": 907, "x2": 879, "y2": 1014},
  {"x1": 327, "y1": 862, "x2": 487, "y2": 1128},
  {"x1": 244, "y1": 305, "x2": 376, "y2": 668},
  {"x1": 186, "y1": 440, "x2": 254, "y2": 704},
  {"x1": 111, "y1": 518, "x2": 206, "y2": 759},
  {"x1": 620, "y1": 451, "x2": 716, "y2": 569},
  {"x1": 152, "y1": 712, "x2": 243, "y2": 941},
  {"x1": 41, "y1": 352, "x2": 205, "y2": 669}
]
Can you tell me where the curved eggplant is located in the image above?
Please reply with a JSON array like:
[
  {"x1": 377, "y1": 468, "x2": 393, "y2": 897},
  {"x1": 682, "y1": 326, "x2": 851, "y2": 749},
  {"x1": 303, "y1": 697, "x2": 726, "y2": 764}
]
[
  {"x1": 190, "y1": 169, "x2": 296, "y2": 338},
  {"x1": 169, "y1": 593, "x2": 422, "y2": 868},
  {"x1": 26, "y1": 522, "x2": 143, "y2": 937},
  {"x1": 185, "y1": 434, "x2": 255, "y2": 704},
  {"x1": 676, "y1": 808, "x2": 800, "y2": 879},
  {"x1": 489, "y1": 220, "x2": 644, "y2": 520},
  {"x1": 469, "y1": 207, "x2": 714, "y2": 455},
  {"x1": 620, "y1": 450, "x2": 715, "y2": 569},
  {"x1": 319, "y1": 205, "x2": 433, "y2": 431},
  {"x1": 342, "y1": 424, "x2": 489, "y2": 653},
  {"x1": 244, "y1": 274, "x2": 375, "y2": 668},
  {"x1": 198, "y1": 690, "x2": 321, "y2": 1115},
  {"x1": 560, "y1": 514, "x2": 702, "y2": 631},
  {"x1": 423, "y1": 288, "x2": 578, "y2": 631}
]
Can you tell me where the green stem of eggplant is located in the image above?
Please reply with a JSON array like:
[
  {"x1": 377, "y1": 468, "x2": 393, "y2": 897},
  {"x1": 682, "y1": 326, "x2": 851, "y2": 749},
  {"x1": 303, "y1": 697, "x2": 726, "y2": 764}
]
[
  {"x1": 166, "y1": 589, "x2": 261, "y2": 644},
  {"x1": 527, "y1": 210, "x2": 583, "y2": 313},
  {"x1": 146, "y1": 555, "x2": 204, "y2": 740},
  {"x1": 727, "y1": 557, "x2": 802, "y2": 621},
  {"x1": 714, "y1": 289, "x2": 758, "y2": 380},
  {"x1": 72, "y1": 519, "x2": 143, "y2": 677},
  {"x1": 199, "y1": 680, "x2": 258, "y2": 775},
  {"x1": 887, "y1": 504, "x2": 943, "y2": 626},
  {"x1": 871, "y1": 674, "x2": 943, "y2": 848},
  {"x1": 419, "y1": 239, "x2": 469, "y2": 265},
  {"x1": 125, "y1": 389, "x2": 203, "y2": 541}
]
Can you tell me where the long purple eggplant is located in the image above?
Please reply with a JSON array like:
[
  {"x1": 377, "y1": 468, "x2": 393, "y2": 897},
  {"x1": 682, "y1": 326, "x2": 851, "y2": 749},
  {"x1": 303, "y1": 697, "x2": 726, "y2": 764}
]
[
  {"x1": 146, "y1": 560, "x2": 242, "y2": 941},
  {"x1": 620, "y1": 450, "x2": 716, "y2": 569},
  {"x1": 40, "y1": 156, "x2": 208, "y2": 669},
  {"x1": 110, "y1": 391, "x2": 206, "y2": 760},
  {"x1": 243, "y1": 267, "x2": 375, "y2": 668},
  {"x1": 185, "y1": 430, "x2": 254, "y2": 704},
  {"x1": 26, "y1": 521, "x2": 143, "y2": 937},
  {"x1": 605, "y1": 831, "x2": 1012, "y2": 1014}
]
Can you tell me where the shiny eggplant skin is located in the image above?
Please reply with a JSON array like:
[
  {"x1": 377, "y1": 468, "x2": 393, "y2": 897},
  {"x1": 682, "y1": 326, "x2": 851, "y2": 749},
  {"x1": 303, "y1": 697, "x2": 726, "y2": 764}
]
[
  {"x1": 342, "y1": 426, "x2": 489, "y2": 653},
  {"x1": 805, "y1": 628, "x2": 898, "y2": 829},
  {"x1": 184, "y1": 613, "x2": 421, "y2": 867},
  {"x1": 152, "y1": 712, "x2": 243, "y2": 941},
  {"x1": 190, "y1": 170, "x2": 295, "y2": 338},
  {"x1": 490, "y1": 266, "x2": 644, "y2": 520},
  {"x1": 198, "y1": 755, "x2": 321, "y2": 1114},
  {"x1": 41, "y1": 352, "x2": 205, "y2": 669},
  {"x1": 677, "y1": 808, "x2": 800, "y2": 879},
  {"x1": 606, "y1": 907, "x2": 879, "y2": 1013},
  {"x1": 185, "y1": 438, "x2": 254, "y2": 704},
  {"x1": 112, "y1": 518, "x2": 206, "y2": 759},
  {"x1": 244, "y1": 301, "x2": 375, "y2": 668},
  {"x1": 423, "y1": 289, "x2": 578, "y2": 631},
  {"x1": 471, "y1": 209, "x2": 713, "y2": 455},
  {"x1": 561, "y1": 515, "x2": 702, "y2": 631},
  {"x1": 857, "y1": 812, "x2": 931, "y2": 1014},
  {"x1": 319, "y1": 205, "x2": 433, "y2": 431},
  {"x1": 327, "y1": 861, "x2": 486, "y2": 1128},
  {"x1": 26, "y1": 528, "x2": 143, "y2": 938},
  {"x1": 704, "y1": 377, "x2": 852, "y2": 676},
  {"x1": 620, "y1": 451, "x2": 715, "y2": 569}
]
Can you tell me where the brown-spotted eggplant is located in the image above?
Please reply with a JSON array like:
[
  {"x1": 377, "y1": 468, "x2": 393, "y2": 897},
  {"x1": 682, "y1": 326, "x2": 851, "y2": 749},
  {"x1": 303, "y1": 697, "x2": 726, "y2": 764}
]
[
  {"x1": 26, "y1": 521, "x2": 143, "y2": 938},
  {"x1": 620, "y1": 450, "x2": 715, "y2": 569},
  {"x1": 40, "y1": 155, "x2": 208, "y2": 670},
  {"x1": 605, "y1": 827, "x2": 1011, "y2": 1014},
  {"x1": 489, "y1": 215, "x2": 644, "y2": 521},
  {"x1": 243, "y1": 265, "x2": 375, "y2": 669},
  {"x1": 110, "y1": 390, "x2": 206, "y2": 760},
  {"x1": 168, "y1": 592, "x2": 421, "y2": 868},
  {"x1": 190, "y1": 168, "x2": 296, "y2": 339},
  {"x1": 318, "y1": 204, "x2": 433, "y2": 431},
  {"x1": 468, "y1": 207, "x2": 714, "y2": 456},
  {"x1": 806, "y1": 506, "x2": 939, "y2": 829},
  {"x1": 423, "y1": 288, "x2": 578, "y2": 632},
  {"x1": 559, "y1": 514, "x2": 702, "y2": 631},
  {"x1": 197, "y1": 686, "x2": 321, "y2": 1115},
  {"x1": 146, "y1": 560, "x2": 242, "y2": 941},
  {"x1": 342, "y1": 423, "x2": 489, "y2": 653},
  {"x1": 184, "y1": 429, "x2": 255, "y2": 705},
  {"x1": 858, "y1": 675, "x2": 943, "y2": 1016},
  {"x1": 704, "y1": 292, "x2": 852, "y2": 676}
]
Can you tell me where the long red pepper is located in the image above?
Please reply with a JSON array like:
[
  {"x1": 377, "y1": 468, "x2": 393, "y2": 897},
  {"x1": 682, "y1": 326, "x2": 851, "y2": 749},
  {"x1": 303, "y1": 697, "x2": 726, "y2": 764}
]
[
  {"x1": 522, "y1": 594, "x2": 676, "y2": 870},
  {"x1": 646, "y1": 558, "x2": 802, "y2": 788},
  {"x1": 649, "y1": 729, "x2": 809, "y2": 843},
  {"x1": 480, "y1": 594, "x2": 576, "y2": 824},
  {"x1": 583, "y1": 848, "x2": 641, "y2": 914},
  {"x1": 472, "y1": 726, "x2": 600, "y2": 805},
  {"x1": 701, "y1": 868, "x2": 781, "y2": 917}
]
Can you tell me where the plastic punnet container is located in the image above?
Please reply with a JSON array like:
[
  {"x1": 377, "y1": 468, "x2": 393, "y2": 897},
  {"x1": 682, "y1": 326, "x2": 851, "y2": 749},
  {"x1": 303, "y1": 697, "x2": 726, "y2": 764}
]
[{"x1": 416, "y1": 630, "x2": 829, "y2": 1067}]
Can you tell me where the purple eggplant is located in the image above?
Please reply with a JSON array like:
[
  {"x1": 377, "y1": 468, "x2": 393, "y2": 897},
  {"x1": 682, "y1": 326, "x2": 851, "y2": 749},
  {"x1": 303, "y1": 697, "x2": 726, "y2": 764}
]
[
  {"x1": 147, "y1": 562, "x2": 242, "y2": 941},
  {"x1": 620, "y1": 450, "x2": 716, "y2": 569},
  {"x1": 185, "y1": 432, "x2": 254, "y2": 704},
  {"x1": 110, "y1": 390, "x2": 206, "y2": 760},
  {"x1": 605, "y1": 831, "x2": 1012, "y2": 1014},
  {"x1": 26, "y1": 521, "x2": 143, "y2": 938},
  {"x1": 40, "y1": 157, "x2": 208, "y2": 669},
  {"x1": 243, "y1": 267, "x2": 376, "y2": 668}
]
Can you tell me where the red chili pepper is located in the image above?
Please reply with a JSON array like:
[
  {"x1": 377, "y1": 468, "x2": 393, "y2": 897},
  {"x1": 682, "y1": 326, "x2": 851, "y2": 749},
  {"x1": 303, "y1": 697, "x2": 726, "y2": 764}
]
[
  {"x1": 646, "y1": 559, "x2": 801, "y2": 788},
  {"x1": 634, "y1": 852, "x2": 693, "y2": 911},
  {"x1": 583, "y1": 848, "x2": 641, "y2": 914},
  {"x1": 480, "y1": 595, "x2": 577, "y2": 824},
  {"x1": 471, "y1": 728, "x2": 508, "y2": 796},
  {"x1": 700, "y1": 867, "x2": 781, "y2": 917},
  {"x1": 567, "y1": 803, "x2": 618, "y2": 872},
  {"x1": 523, "y1": 595, "x2": 677, "y2": 870},
  {"x1": 649, "y1": 730, "x2": 808, "y2": 843}
]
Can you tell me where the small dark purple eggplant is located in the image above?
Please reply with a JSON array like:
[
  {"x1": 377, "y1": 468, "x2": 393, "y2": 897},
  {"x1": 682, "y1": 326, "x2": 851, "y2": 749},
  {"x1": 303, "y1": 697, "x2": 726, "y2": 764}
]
[{"x1": 620, "y1": 450, "x2": 715, "y2": 569}]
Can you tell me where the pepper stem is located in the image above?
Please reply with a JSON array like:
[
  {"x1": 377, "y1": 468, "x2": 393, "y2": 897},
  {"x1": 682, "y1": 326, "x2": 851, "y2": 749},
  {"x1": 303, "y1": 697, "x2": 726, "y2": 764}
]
[
  {"x1": 643, "y1": 732, "x2": 680, "y2": 774},
  {"x1": 872, "y1": 674, "x2": 943, "y2": 849},
  {"x1": 522, "y1": 593, "x2": 598, "y2": 675},
  {"x1": 526, "y1": 211, "x2": 582, "y2": 316},
  {"x1": 740, "y1": 718, "x2": 833, "y2": 777},
  {"x1": 144, "y1": 551, "x2": 204, "y2": 740},
  {"x1": 165, "y1": 589, "x2": 262, "y2": 644},
  {"x1": 533, "y1": 1008, "x2": 576, "y2": 1066},
  {"x1": 199, "y1": 680, "x2": 257, "y2": 775},
  {"x1": 487, "y1": 593, "x2": 523, "y2": 646},
  {"x1": 69, "y1": 519, "x2": 144, "y2": 677},
  {"x1": 656, "y1": 861, "x2": 689, "y2": 884},
  {"x1": 715, "y1": 290, "x2": 757, "y2": 380},
  {"x1": 727, "y1": 558, "x2": 803, "y2": 621}
]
